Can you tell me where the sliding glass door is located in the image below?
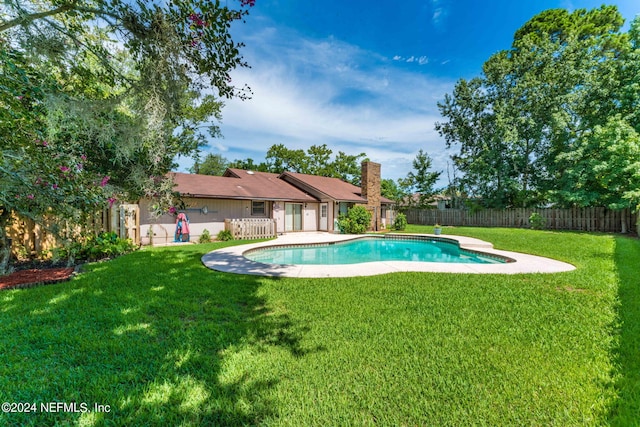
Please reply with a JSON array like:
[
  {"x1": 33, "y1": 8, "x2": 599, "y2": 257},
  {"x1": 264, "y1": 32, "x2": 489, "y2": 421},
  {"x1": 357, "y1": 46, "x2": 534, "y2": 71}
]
[{"x1": 285, "y1": 203, "x2": 302, "y2": 231}]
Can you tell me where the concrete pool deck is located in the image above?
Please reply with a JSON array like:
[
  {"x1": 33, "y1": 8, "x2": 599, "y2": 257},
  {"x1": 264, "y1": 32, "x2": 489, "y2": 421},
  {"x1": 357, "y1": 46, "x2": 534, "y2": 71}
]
[{"x1": 201, "y1": 232, "x2": 576, "y2": 278}]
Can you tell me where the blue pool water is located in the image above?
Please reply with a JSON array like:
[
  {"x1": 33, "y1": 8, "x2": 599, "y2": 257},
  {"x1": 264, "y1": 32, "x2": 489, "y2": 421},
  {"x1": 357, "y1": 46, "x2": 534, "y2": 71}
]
[{"x1": 244, "y1": 237, "x2": 506, "y2": 265}]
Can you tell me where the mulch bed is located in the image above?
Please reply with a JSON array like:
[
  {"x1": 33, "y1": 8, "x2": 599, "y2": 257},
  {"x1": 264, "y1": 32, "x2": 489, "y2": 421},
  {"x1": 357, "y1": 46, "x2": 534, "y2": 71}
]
[{"x1": 0, "y1": 266, "x2": 77, "y2": 290}]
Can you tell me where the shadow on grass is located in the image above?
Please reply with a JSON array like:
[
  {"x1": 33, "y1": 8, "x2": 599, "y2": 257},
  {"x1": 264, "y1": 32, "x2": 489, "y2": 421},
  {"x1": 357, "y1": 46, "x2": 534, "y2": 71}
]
[
  {"x1": 608, "y1": 236, "x2": 640, "y2": 425},
  {"x1": 0, "y1": 243, "x2": 310, "y2": 426}
]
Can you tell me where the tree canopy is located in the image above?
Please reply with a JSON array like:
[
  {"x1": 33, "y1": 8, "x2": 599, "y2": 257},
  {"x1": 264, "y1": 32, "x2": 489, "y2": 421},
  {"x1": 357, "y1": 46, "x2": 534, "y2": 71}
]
[
  {"x1": 436, "y1": 5, "x2": 640, "y2": 211},
  {"x1": 398, "y1": 149, "x2": 442, "y2": 209},
  {"x1": 1, "y1": 0, "x2": 255, "y2": 272},
  {"x1": 226, "y1": 144, "x2": 368, "y2": 185},
  {"x1": 190, "y1": 153, "x2": 229, "y2": 176}
]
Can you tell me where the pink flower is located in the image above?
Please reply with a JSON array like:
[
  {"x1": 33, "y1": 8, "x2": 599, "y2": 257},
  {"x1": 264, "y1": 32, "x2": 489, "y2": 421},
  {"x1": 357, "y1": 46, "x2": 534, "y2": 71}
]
[
  {"x1": 27, "y1": 194, "x2": 34, "y2": 200},
  {"x1": 188, "y1": 13, "x2": 207, "y2": 27},
  {"x1": 80, "y1": 154, "x2": 87, "y2": 161},
  {"x1": 169, "y1": 206, "x2": 177, "y2": 214},
  {"x1": 107, "y1": 197, "x2": 117, "y2": 208},
  {"x1": 52, "y1": 183, "x2": 59, "y2": 190},
  {"x1": 41, "y1": 140, "x2": 49, "y2": 147},
  {"x1": 60, "y1": 165, "x2": 70, "y2": 173},
  {"x1": 100, "y1": 176, "x2": 110, "y2": 187}
]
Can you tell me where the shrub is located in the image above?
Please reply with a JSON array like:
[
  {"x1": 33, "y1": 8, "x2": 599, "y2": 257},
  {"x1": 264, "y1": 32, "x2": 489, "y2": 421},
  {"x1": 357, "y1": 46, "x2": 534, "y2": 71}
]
[
  {"x1": 199, "y1": 229, "x2": 212, "y2": 244},
  {"x1": 54, "y1": 232, "x2": 136, "y2": 263},
  {"x1": 216, "y1": 229, "x2": 234, "y2": 241},
  {"x1": 393, "y1": 213, "x2": 407, "y2": 231},
  {"x1": 529, "y1": 212, "x2": 547, "y2": 230},
  {"x1": 337, "y1": 205, "x2": 372, "y2": 234}
]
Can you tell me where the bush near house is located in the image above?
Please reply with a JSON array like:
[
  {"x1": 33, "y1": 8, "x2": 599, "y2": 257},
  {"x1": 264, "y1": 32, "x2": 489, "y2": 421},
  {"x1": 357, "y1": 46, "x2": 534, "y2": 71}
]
[
  {"x1": 337, "y1": 205, "x2": 372, "y2": 234},
  {"x1": 216, "y1": 229, "x2": 234, "y2": 241},
  {"x1": 392, "y1": 212, "x2": 408, "y2": 231},
  {"x1": 53, "y1": 232, "x2": 136, "y2": 263},
  {"x1": 199, "y1": 229, "x2": 212, "y2": 243}
]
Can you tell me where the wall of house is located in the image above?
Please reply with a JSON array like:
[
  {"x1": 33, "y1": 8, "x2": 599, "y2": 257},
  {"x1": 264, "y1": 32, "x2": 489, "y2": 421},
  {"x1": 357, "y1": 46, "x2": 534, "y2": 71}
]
[
  {"x1": 139, "y1": 197, "x2": 271, "y2": 245},
  {"x1": 303, "y1": 203, "x2": 318, "y2": 231},
  {"x1": 138, "y1": 197, "x2": 324, "y2": 244},
  {"x1": 273, "y1": 202, "x2": 285, "y2": 234},
  {"x1": 329, "y1": 202, "x2": 339, "y2": 232},
  {"x1": 272, "y1": 202, "x2": 320, "y2": 233}
]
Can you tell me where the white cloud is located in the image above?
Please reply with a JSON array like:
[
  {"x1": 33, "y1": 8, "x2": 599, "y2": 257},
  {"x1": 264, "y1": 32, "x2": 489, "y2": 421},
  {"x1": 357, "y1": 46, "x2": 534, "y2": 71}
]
[
  {"x1": 393, "y1": 54, "x2": 429, "y2": 66},
  {"x1": 430, "y1": 0, "x2": 449, "y2": 30},
  {"x1": 405, "y1": 55, "x2": 429, "y2": 65},
  {"x1": 194, "y1": 22, "x2": 455, "y2": 183}
]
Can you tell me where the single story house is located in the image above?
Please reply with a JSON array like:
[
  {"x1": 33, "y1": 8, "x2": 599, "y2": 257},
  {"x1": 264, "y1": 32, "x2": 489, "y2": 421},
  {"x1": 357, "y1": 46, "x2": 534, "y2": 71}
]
[{"x1": 139, "y1": 161, "x2": 395, "y2": 244}]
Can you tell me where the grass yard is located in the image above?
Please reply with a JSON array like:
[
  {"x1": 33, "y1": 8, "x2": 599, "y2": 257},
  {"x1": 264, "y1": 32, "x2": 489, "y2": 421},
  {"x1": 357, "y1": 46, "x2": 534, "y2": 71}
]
[{"x1": 0, "y1": 227, "x2": 639, "y2": 426}]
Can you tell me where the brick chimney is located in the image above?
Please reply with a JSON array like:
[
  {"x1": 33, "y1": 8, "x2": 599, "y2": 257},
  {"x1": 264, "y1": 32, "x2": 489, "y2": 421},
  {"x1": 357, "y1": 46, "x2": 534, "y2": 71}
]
[{"x1": 361, "y1": 161, "x2": 381, "y2": 231}]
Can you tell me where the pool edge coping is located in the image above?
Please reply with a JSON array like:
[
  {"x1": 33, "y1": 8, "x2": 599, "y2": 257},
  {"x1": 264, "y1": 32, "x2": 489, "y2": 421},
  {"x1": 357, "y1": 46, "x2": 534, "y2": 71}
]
[{"x1": 200, "y1": 232, "x2": 576, "y2": 277}]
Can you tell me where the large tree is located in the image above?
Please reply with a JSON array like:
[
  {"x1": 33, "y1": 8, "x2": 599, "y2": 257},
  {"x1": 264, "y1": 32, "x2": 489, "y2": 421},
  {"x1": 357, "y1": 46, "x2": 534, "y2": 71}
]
[
  {"x1": 436, "y1": 6, "x2": 632, "y2": 208},
  {"x1": 1, "y1": 0, "x2": 252, "y2": 96},
  {"x1": 381, "y1": 178, "x2": 404, "y2": 206},
  {"x1": 435, "y1": 78, "x2": 514, "y2": 207},
  {"x1": 190, "y1": 153, "x2": 229, "y2": 176},
  {"x1": 0, "y1": 0, "x2": 254, "y2": 272},
  {"x1": 554, "y1": 116, "x2": 640, "y2": 215},
  {"x1": 398, "y1": 149, "x2": 442, "y2": 209},
  {"x1": 264, "y1": 144, "x2": 308, "y2": 173}
]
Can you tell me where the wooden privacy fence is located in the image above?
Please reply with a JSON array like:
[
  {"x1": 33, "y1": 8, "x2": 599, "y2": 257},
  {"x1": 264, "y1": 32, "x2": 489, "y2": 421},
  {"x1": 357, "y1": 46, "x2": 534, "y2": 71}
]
[
  {"x1": 116, "y1": 204, "x2": 140, "y2": 245},
  {"x1": 225, "y1": 218, "x2": 276, "y2": 240},
  {"x1": 405, "y1": 207, "x2": 637, "y2": 233},
  {"x1": 7, "y1": 204, "x2": 140, "y2": 257}
]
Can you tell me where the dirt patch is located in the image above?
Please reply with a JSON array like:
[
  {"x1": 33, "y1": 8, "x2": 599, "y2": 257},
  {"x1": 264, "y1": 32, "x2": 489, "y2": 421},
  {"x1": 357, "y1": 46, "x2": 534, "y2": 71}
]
[{"x1": 0, "y1": 267, "x2": 76, "y2": 290}]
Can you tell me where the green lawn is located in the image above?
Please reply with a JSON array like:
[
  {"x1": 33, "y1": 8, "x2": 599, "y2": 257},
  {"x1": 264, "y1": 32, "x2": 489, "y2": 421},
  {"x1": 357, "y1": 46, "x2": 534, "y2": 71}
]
[{"x1": 1, "y1": 227, "x2": 638, "y2": 426}]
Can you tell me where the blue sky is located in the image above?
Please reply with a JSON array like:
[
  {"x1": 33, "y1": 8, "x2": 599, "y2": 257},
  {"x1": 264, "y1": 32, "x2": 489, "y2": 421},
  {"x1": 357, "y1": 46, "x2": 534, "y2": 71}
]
[{"x1": 178, "y1": 0, "x2": 640, "y2": 184}]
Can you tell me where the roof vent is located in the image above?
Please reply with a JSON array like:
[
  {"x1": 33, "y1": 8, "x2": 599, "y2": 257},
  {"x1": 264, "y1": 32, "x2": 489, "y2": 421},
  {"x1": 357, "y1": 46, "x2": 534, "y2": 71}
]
[{"x1": 246, "y1": 170, "x2": 254, "y2": 175}]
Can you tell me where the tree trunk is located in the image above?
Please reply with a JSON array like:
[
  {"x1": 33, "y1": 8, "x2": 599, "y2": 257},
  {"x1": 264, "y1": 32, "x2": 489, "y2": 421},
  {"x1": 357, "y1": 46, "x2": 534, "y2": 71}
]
[{"x1": 0, "y1": 209, "x2": 12, "y2": 276}]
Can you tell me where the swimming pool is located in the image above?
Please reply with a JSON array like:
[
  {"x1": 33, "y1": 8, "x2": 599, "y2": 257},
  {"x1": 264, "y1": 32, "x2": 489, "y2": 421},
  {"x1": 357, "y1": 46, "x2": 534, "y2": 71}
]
[{"x1": 244, "y1": 236, "x2": 510, "y2": 265}]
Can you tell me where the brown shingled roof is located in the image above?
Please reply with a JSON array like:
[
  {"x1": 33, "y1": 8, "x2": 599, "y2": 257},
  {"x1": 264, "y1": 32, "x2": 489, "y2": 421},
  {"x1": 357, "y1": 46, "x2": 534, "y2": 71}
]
[
  {"x1": 280, "y1": 172, "x2": 394, "y2": 204},
  {"x1": 279, "y1": 172, "x2": 367, "y2": 203},
  {"x1": 170, "y1": 171, "x2": 317, "y2": 202}
]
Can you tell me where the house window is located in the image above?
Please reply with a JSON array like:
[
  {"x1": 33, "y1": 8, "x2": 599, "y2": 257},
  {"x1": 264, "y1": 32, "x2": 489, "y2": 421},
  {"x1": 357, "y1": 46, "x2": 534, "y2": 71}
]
[{"x1": 251, "y1": 201, "x2": 266, "y2": 216}]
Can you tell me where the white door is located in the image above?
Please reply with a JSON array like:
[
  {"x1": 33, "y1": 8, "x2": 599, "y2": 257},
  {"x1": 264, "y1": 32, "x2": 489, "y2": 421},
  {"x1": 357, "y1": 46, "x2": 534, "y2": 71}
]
[{"x1": 319, "y1": 203, "x2": 328, "y2": 231}]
